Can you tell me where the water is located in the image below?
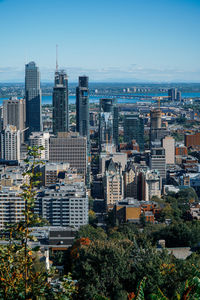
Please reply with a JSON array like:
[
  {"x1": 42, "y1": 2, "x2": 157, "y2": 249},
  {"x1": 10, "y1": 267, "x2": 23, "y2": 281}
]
[
  {"x1": 42, "y1": 93, "x2": 200, "y2": 105},
  {"x1": 1, "y1": 92, "x2": 200, "y2": 106}
]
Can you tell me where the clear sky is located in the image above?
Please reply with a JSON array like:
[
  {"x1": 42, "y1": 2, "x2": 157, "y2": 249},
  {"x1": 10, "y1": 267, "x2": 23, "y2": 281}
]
[{"x1": 0, "y1": 0, "x2": 200, "y2": 82}]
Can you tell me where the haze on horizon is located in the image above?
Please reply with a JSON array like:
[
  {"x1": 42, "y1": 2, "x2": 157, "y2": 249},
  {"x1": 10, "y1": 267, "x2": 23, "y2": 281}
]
[{"x1": 0, "y1": 0, "x2": 200, "y2": 83}]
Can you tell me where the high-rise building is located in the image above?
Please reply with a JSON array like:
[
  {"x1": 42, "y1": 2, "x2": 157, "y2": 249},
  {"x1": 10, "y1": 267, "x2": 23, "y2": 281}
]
[
  {"x1": 168, "y1": 88, "x2": 177, "y2": 101},
  {"x1": 150, "y1": 109, "x2": 162, "y2": 130},
  {"x1": 145, "y1": 169, "x2": 161, "y2": 201},
  {"x1": 123, "y1": 161, "x2": 138, "y2": 199},
  {"x1": 177, "y1": 91, "x2": 181, "y2": 102},
  {"x1": 49, "y1": 132, "x2": 87, "y2": 176},
  {"x1": 124, "y1": 115, "x2": 144, "y2": 151},
  {"x1": 76, "y1": 76, "x2": 91, "y2": 187},
  {"x1": 76, "y1": 76, "x2": 90, "y2": 142},
  {"x1": 99, "y1": 98, "x2": 118, "y2": 150},
  {"x1": 25, "y1": 62, "x2": 42, "y2": 138},
  {"x1": 103, "y1": 158, "x2": 123, "y2": 207},
  {"x1": 0, "y1": 188, "x2": 25, "y2": 228},
  {"x1": 3, "y1": 97, "x2": 26, "y2": 142},
  {"x1": 53, "y1": 70, "x2": 69, "y2": 134},
  {"x1": 29, "y1": 132, "x2": 50, "y2": 160},
  {"x1": 1, "y1": 125, "x2": 21, "y2": 161},
  {"x1": 0, "y1": 107, "x2": 3, "y2": 132},
  {"x1": 162, "y1": 136, "x2": 175, "y2": 164},
  {"x1": 150, "y1": 106, "x2": 169, "y2": 147},
  {"x1": 149, "y1": 148, "x2": 166, "y2": 182},
  {"x1": 35, "y1": 183, "x2": 88, "y2": 228}
]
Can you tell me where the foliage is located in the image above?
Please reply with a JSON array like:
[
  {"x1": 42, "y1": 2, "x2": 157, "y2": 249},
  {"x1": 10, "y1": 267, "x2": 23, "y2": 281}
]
[
  {"x1": 156, "y1": 188, "x2": 198, "y2": 223},
  {"x1": 88, "y1": 209, "x2": 98, "y2": 226},
  {"x1": 71, "y1": 239, "x2": 132, "y2": 299},
  {"x1": 67, "y1": 220, "x2": 200, "y2": 299},
  {"x1": 172, "y1": 132, "x2": 184, "y2": 142},
  {"x1": 0, "y1": 146, "x2": 76, "y2": 299},
  {"x1": 152, "y1": 221, "x2": 200, "y2": 247},
  {"x1": 76, "y1": 224, "x2": 107, "y2": 241}
]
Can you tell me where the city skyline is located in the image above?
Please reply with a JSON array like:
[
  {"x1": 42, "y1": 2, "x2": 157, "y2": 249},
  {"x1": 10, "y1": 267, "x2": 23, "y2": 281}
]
[{"x1": 0, "y1": 0, "x2": 200, "y2": 82}]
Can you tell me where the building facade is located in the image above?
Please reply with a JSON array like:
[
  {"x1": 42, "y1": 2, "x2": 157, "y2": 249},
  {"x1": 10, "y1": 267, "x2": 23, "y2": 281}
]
[
  {"x1": 149, "y1": 147, "x2": 166, "y2": 182},
  {"x1": 162, "y1": 136, "x2": 175, "y2": 164},
  {"x1": 103, "y1": 159, "x2": 124, "y2": 206},
  {"x1": 124, "y1": 115, "x2": 144, "y2": 151},
  {"x1": 76, "y1": 76, "x2": 90, "y2": 141},
  {"x1": 29, "y1": 132, "x2": 50, "y2": 160},
  {"x1": 0, "y1": 188, "x2": 25, "y2": 228},
  {"x1": 3, "y1": 97, "x2": 26, "y2": 142},
  {"x1": 49, "y1": 132, "x2": 87, "y2": 175},
  {"x1": 150, "y1": 107, "x2": 168, "y2": 147},
  {"x1": 35, "y1": 183, "x2": 88, "y2": 228},
  {"x1": 99, "y1": 98, "x2": 119, "y2": 150},
  {"x1": 53, "y1": 70, "x2": 69, "y2": 134},
  {"x1": 25, "y1": 62, "x2": 42, "y2": 137},
  {"x1": 145, "y1": 169, "x2": 161, "y2": 201},
  {"x1": 168, "y1": 88, "x2": 177, "y2": 101},
  {"x1": 1, "y1": 125, "x2": 20, "y2": 161},
  {"x1": 185, "y1": 132, "x2": 200, "y2": 148}
]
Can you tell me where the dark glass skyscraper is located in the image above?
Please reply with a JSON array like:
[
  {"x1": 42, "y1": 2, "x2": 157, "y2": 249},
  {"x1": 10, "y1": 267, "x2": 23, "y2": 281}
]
[
  {"x1": 168, "y1": 88, "x2": 177, "y2": 101},
  {"x1": 124, "y1": 115, "x2": 144, "y2": 151},
  {"x1": 76, "y1": 76, "x2": 90, "y2": 141},
  {"x1": 53, "y1": 70, "x2": 69, "y2": 135},
  {"x1": 25, "y1": 61, "x2": 42, "y2": 138},
  {"x1": 76, "y1": 76, "x2": 90, "y2": 188}
]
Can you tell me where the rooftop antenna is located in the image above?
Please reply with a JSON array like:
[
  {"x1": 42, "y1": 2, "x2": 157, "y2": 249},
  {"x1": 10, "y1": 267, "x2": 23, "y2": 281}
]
[
  {"x1": 56, "y1": 44, "x2": 58, "y2": 71},
  {"x1": 158, "y1": 97, "x2": 161, "y2": 110}
]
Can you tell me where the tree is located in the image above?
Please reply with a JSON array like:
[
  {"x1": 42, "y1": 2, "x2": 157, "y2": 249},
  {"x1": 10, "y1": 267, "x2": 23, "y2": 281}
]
[
  {"x1": 71, "y1": 239, "x2": 132, "y2": 299},
  {"x1": 152, "y1": 221, "x2": 200, "y2": 247},
  {"x1": 0, "y1": 146, "x2": 76, "y2": 299},
  {"x1": 75, "y1": 224, "x2": 107, "y2": 241}
]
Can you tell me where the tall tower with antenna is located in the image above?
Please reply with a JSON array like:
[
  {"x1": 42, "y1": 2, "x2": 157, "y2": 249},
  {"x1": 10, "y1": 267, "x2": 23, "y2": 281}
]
[
  {"x1": 52, "y1": 46, "x2": 69, "y2": 134},
  {"x1": 56, "y1": 44, "x2": 58, "y2": 71}
]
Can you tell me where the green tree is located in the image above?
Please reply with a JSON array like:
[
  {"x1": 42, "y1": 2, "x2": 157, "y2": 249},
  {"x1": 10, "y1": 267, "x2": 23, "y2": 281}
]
[
  {"x1": 71, "y1": 239, "x2": 132, "y2": 299},
  {"x1": 76, "y1": 224, "x2": 107, "y2": 241},
  {"x1": 0, "y1": 146, "x2": 76, "y2": 299}
]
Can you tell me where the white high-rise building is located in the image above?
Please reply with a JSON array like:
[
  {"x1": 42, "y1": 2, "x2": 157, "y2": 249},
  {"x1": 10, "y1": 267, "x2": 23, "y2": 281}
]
[
  {"x1": 1, "y1": 125, "x2": 21, "y2": 161},
  {"x1": 162, "y1": 136, "x2": 175, "y2": 165},
  {"x1": 145, "y1": 169, "x2": 161, "y2": 201},
  {"x1": 29, "y1": 132, "x2": 50, "y2": 160}
]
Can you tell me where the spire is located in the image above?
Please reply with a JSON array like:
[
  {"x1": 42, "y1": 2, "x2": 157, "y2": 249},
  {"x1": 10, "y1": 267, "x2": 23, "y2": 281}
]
[{"x1": 56, "y1": 44, "x2": 58, "y2": 71}]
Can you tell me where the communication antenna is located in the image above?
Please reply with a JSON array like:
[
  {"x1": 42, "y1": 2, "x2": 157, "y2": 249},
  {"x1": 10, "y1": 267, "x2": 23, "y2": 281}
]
[
  {"x1": 56, "y1": 44, "x2": 58, "y2": 71},
  {"x1": 158, "y1": 97, "x2": 162, "y2": 110}
]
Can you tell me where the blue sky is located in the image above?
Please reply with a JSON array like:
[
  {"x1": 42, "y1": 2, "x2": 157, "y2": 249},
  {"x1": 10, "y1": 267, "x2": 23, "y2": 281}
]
[{"x1": 0, "y1": 0, "x2": 200, "y2": 82}]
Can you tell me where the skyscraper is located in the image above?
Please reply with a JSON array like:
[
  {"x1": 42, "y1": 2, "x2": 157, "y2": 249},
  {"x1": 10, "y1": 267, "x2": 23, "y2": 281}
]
[
  {"x1": 76, "y1": 76, "x2": 90, "y2": 141},
  {"x1": 76, "y1": 76, "x2": 90, "y2": 188},
  {"x1": 149, "y1": 148, "x2": 166, "y2": 183},
  {"x1": 25, "y1": 62, "x2": 42, "y2": 138},
  {"x1": 99, "y1": 98, "x2": 119, "y2": 150},
  {"x1": 168, "y1": 88, "x2": 177, "y2": 101},
  {"x1": 162, "y1": 136, "x2": 175, "y2": 165},
  {"x1": 124, "y1": 114, "x2": 144, "y2": 151},
  {"x1": 53, "y1": 70, "x2": 69, "y2": 134},
  {"x1": 3, "y1": 97, "x2": 26, "y2": 142}
]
